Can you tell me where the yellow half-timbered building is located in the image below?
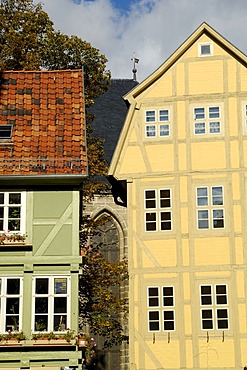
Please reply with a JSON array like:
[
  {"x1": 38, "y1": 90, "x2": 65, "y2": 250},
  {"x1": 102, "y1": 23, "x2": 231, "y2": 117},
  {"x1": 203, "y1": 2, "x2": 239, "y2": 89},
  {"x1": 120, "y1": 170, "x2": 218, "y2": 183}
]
[{"x1": 109, "y1": 23, "x2": 247, "y2": 370}]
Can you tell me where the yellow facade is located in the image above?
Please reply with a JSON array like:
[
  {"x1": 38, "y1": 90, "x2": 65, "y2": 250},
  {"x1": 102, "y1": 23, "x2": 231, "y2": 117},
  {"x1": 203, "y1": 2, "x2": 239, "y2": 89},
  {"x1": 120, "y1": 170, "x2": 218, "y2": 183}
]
[{"x1": 109, "y1": 23, "x2": 247, "y2": 369}]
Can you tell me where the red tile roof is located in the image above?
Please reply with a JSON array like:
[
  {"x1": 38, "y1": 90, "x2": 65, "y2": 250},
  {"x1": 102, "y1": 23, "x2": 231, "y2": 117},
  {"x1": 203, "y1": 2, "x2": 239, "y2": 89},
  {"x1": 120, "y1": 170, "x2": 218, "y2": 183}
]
[{"x1": 0, "y1": 70, "x2": 87, "y2": 176}]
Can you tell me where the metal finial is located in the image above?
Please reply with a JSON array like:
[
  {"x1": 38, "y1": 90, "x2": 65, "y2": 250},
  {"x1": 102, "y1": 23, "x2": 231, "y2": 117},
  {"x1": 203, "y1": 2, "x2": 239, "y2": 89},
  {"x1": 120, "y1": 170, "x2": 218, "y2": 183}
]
[{"x1": 131, "y1": 53, "x2": 139, "y2": 81}]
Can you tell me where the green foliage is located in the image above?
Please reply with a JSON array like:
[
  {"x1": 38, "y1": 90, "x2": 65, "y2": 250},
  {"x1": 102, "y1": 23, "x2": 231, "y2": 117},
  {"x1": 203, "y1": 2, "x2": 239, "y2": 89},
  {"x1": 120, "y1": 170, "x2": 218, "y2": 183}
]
[
  {"x1": 0, "y1": 0, "x2": 110, "y2": 106},
  {"x1": 79, "y1": 217, "x2": 128, "y2": 348},
  {"x1": 0, "y1": 0, "x2": 53, "y2": 70}
]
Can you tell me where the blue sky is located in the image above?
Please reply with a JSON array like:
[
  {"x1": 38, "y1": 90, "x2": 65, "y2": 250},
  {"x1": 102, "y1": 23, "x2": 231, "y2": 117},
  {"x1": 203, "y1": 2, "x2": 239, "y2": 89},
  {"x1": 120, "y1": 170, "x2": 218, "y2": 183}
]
[
  {"x1": 36, "y1": 0, "x2": 247, "y2": 82},
  {"x1": 72, "y1": 0, "x2": 135, "y2": 12}
]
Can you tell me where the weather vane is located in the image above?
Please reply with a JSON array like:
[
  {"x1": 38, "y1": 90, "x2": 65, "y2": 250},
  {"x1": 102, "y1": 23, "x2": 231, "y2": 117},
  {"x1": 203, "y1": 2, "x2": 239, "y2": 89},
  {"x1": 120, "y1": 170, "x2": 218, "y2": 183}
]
[{"x1": 131, "y1": 53, "x2": 139, "y2": 81}]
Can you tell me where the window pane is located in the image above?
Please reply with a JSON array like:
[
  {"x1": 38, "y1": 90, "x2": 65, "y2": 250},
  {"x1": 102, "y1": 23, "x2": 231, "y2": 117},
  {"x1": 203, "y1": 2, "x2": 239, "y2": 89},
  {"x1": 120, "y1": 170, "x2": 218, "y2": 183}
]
[
  {"x1": 6, "y1": 315, "x2": 19, "y2": 332},
  {"x1": 54, "y1": 297, "x2": 67, "y2": 313},
  {"x1": 146, "y1": 111, "x2": 155, "y2": 122},
  {"x1": 54, "y1": 314, "x2": 67, "y2": 331},
  {"x1": 201, "y1": 286, "x2": 212, "y2": 305},
  {"x1": 145, "y1": 190, "x2": 156, "y2": 209},
  {"x1": 202, "y1": 309, "x2": 213, "y2": 329},
  {"x1": 159, "y1": 124, "x2": 170, "y2": 136},
  {"x1": 209, "y1": 106, "x2": 220, "y2": 119},
  {"x1": 217, "y1": 309, "x2": 228, "y2": 329},
  {"x1": 35, "y1": 316, "x2": 48, "y2": 331},
  {"x1": 216, "y1": 285, "x2": 227, "y2": 304},
  {"x1": 8, "y1": 207, "x2": 20, "y2": 219},
  {"x1": 194, "y1": 108, "x2": 205, "y2": 119},
  {"x1": 35, "y1": 298, "x2": 48, "y2": 313},
  {"x1": 195, "y1": 122, "x2": 206, "y2": 134},
  {"x1": 159, "y1": 110, "x2": 169, "y2": 121},
  {"x1": 197, "y1": 187, "x2": 208, "y2": 206},
  {"x1": 212, "y1": 186, "x2": 223, "y2": 205},
  {"x1": 163, "y1": 287, "x2": 174, "y2": 306},
  {"x1": 201, "y1": 44, "x2": 211, "y2": 55},
  {"x1": 146, "y1": 125, "x2": 156, "y2": 137},
  {"x1": 35, "y1": 278, "x2": 49, "y2": 294},
  {"x1": 213, "y1": 209, "x2": 224, "y2": 228},
  {"x1": 7, "y1": 279, "x2": 20, "y2": 295},
  {"x1": 160, "y1": 189, "x2": 171, "y2": 208},
  {"x1": 8, "y1": 219, "x2": 20, "y2": 231},
  {"x1": 198, "y1": 210, "x2": 209, "y2": 229},
  {"x1": 160, "y1": 212, "x2": 171, "y2": 230},
  {"x1": 148, "y1": 287, "x2": 159, "y2": 307},
  {"x1": 209, "y1": 121, "x2": 220, "y2": 133},
  {"x1": 149, "y1": 311, "x2": 159, "y2": 331},
  {"x1": 0, "y1": 194, "x2": 4, "y2": 204},
  {"x1": 146, "y1": 212, "x2": 157, "y2": 231},
  {"x1": 0, "y1": 125, "x2": 13, "y2": 139},
  {"x1": 6, "y1": 297, "x2": 19, "y2": 314},
  {"x1": 54, "y1": 278, "x2": 67, "y2": 294},
  {"x1": 163, "y1": 311, "x2": 174, "y2": 331},
  {"x1": 9, "y1": 194, "x2": 21, "y2": 204},
  {"x1": 216, "y1": 284, "x2": 226, "y2": 295}
]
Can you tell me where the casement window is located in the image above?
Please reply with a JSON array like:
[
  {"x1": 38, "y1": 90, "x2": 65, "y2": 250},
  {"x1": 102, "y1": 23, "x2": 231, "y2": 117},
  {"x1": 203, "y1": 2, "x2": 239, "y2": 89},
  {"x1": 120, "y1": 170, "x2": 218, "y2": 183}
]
[
  {"x1": 145, "y1": 189, "x2": 172, "y2": 232},
  {"x1": 200, "y1": 284, "x2": 229, "y2": 330},
  {"x1": 199, "y1": 43, "x2": 213, "y2": 56},
  {"x1": 196, "y1": 186, "x2": 224, "y2": 229},
  {"x1": 33, "y1": 276, "x2": 70, "y2": 332},
  {"x1": 193, "y1": 106, "x2": 221, "y2": 135},
  {"x1": 148, "y1": 286, "x2": 175, "y2": 332},
  {"x1": 145, "y1": 109, "x2": 170, "y2": 138},
  {"x1": 0, "y1": 192, "x2": 26, "y2": 233},
  {"x1": 0, "y1": 125, "x2": 13, "y2": 139},
  {"x1": 0, "y1": 277, "x2": 23, "y2": 332}
]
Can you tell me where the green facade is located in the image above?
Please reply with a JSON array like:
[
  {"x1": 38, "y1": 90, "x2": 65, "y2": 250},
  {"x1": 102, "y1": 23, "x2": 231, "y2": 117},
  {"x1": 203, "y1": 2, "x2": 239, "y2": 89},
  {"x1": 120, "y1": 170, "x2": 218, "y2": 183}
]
[{"x1": 0, "y1": 189, "x2": 83, "y2": 370}]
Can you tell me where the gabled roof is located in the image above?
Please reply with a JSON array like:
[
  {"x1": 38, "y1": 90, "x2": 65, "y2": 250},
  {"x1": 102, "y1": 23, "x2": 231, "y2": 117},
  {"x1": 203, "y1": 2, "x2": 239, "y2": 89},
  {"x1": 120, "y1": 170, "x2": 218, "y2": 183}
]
[
  {"x1": 90, "y1": 79, "x2": 138, "y2": 164},
  {"x1": 0, "y1": 69, "x2": 87, "y2": 179},
  {"x1": 109, "y1": 23, "x2": 247, "y2": 177},
  {"x1": 124, "y1": 22, "x2": 247, "y2": 103}
]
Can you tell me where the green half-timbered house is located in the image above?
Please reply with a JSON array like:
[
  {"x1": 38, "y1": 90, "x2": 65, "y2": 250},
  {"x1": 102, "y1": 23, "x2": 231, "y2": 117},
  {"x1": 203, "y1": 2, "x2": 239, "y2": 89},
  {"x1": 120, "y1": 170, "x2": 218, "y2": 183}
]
[{"x1": 0, "y1": 70, "x2": 87, "y2": 370}]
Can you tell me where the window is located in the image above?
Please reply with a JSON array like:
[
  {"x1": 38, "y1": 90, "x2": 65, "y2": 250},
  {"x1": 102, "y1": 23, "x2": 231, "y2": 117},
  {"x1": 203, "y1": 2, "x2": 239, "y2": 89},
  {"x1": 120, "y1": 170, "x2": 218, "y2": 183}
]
[
  {"x1": 193, "y1": 106, "x2": 221, "y2": 135},
  {"x1": 33, "y1": 276, "x2": 70, "y2": 332},
  {"x1": 0, "y1": 192, "x2": 26, "y2": 233},
  {"x1": 145, "y1": 189, "x2": 172, "y2": 232},
  {"x1": 199, "y1": 43, "x2": 213, "y2": 56},
  {"x1": 148, "y1": 286, "x2": 175, "y2": 332},
  {"x1": 0, "y1": 125, "x2": 13, "y2": 139},
  {"x1": 0, "y1": 277, "x2": 23, "y2": 332},
  {"x1": 196, "y1": 186, "x2": 224, "y2": 229},
  {"x1": 200, "y1": 284, "x2": 229, "y2": 330},
  {"x1": 145, "y1": 109, "x2": 170, "y2": 138}
]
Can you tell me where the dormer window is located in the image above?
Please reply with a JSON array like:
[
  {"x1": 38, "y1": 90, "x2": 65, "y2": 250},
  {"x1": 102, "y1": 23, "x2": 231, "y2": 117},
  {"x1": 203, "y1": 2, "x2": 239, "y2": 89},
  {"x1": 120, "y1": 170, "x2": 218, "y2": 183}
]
[
  {"x1": 199, "y1": 43, "x2": 213, "y2": 56},
  {"x1": 0, "y1": 125, "x2": 13, "y2": 139}
]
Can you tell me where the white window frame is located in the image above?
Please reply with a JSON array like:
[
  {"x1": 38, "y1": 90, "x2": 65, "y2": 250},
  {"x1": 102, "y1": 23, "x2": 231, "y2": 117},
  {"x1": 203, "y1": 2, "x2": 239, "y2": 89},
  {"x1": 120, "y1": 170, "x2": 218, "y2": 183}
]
[
  {"x1": 32, "y1": 276, "x2": 70, "y2": 333},
  {"x1": 193, "y1": 106, "x2": 221, "y2": 135},
  {"x1": 147, "y1": 286, "x2": 175, "y2": 332},
  {"x1": 0, "y1": 277, "x2": 23, "y2": 332},
  {"x1": 0, "y1": 192, "x2": 26, "y2": 234},
  {"x1": 198, "y1": 42, "x2": 213, "y2": 57},
  {"x1": 200, "y1": 284, "x2": 229, "y2": 331},
  {"x1": 145, "y1": 109, "x2": 171, "y2": 138},
  {"x1": 196, "y1": 186, "x2": 225, "y2": 230},
  {"x1": 144, "y1": 189, "x2": 172, "y2": 232}
]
